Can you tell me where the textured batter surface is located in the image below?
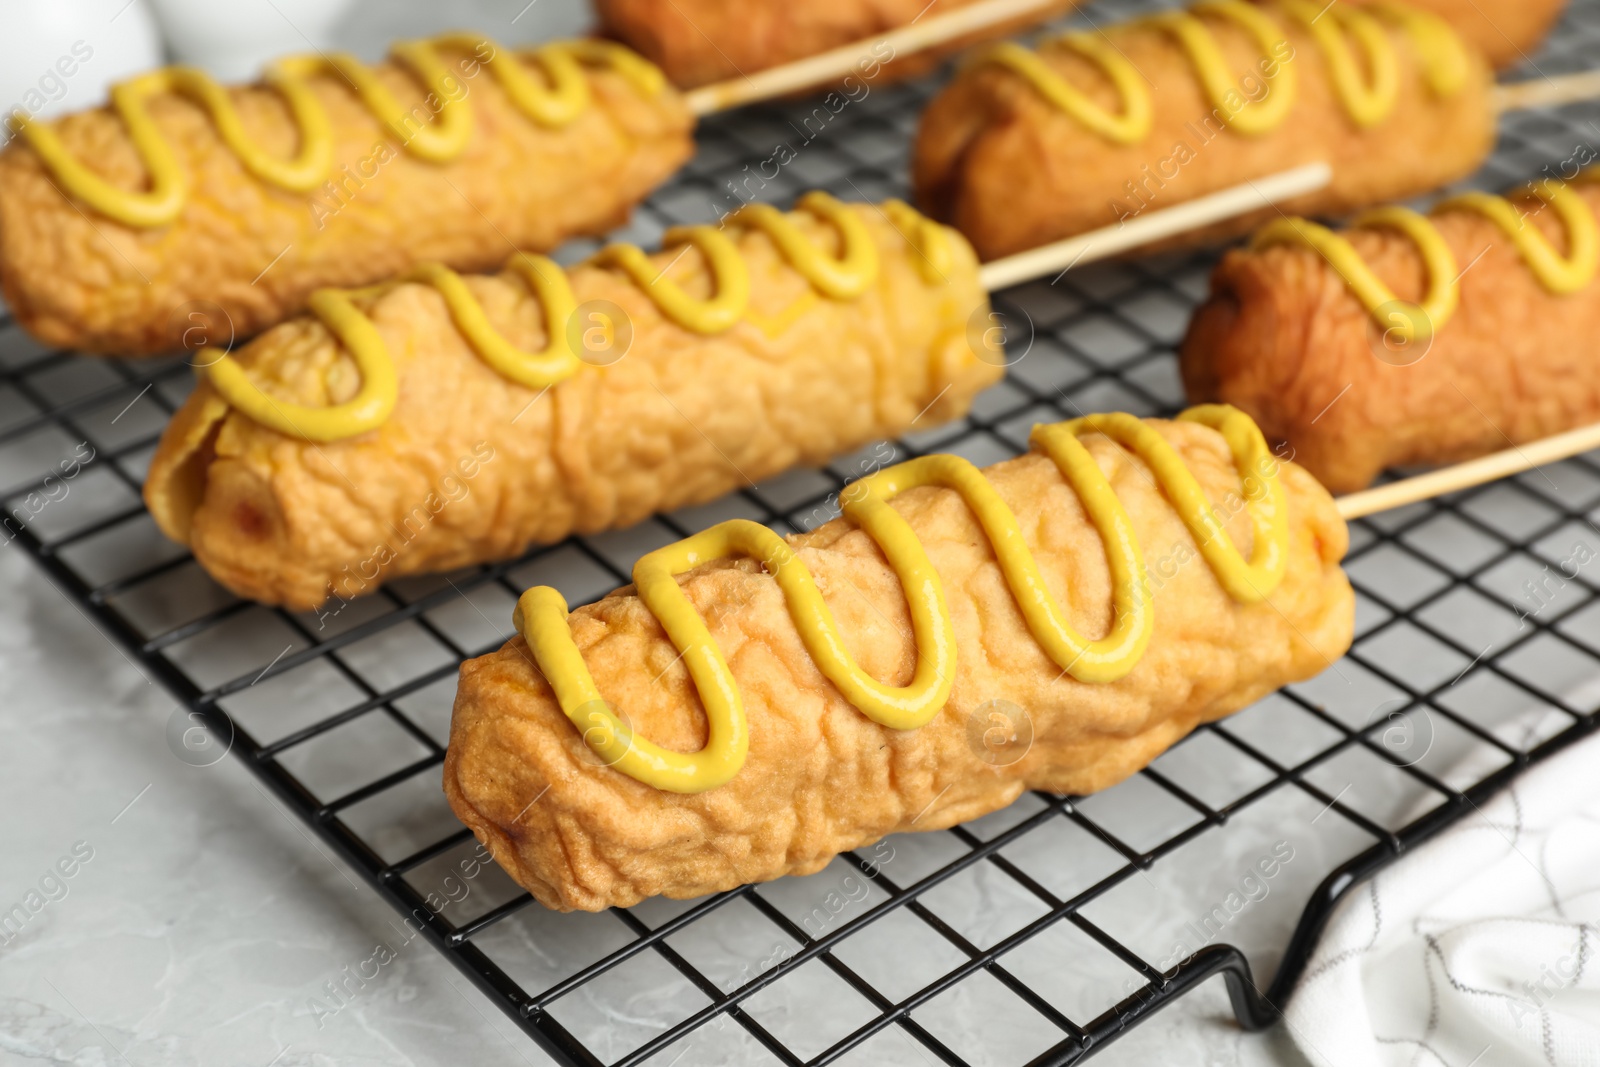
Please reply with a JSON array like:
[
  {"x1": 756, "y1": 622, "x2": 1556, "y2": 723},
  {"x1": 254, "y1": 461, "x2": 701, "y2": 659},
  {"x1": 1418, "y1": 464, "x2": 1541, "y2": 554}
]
[
  {"x1": 0, "y1": 43, "x2": 693, "y2": 355},
  {"x1": 912, "y1": 3, "x2": 1494, "y2": 261},
  {"x1": 444, "y1": 419, "x2": 1354, "y2": 912},
  {"x1": 143, "y1": 206, "x2": 999, "y2": 610},
  {"x1": 595, "y1": 0, "x2": 1079, "y2": 89},
  {"x1": 1182, "y1": 184, "x2": 1600, "y2": 493}
]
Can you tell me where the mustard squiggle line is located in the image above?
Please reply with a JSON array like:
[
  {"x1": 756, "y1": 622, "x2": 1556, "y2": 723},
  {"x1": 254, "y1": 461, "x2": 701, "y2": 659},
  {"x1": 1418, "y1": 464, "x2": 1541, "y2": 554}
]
[
  {"x1": 1285, "y1": 0, "x2": 1396, "y2": 127},
  {"x1": 512, "y1": 405, "x2": 1289, "y2": 794},
  {"x1": 206, "y1": 193, "x2": 954, "y2": 441},
  {"x1": 1251, "y1": 173, "x2": 1600, "y2": 343},
  {"x1": 7, "y1": 36, "x2": 663, "y2": 229},
  {"x1": 970, "y1": 0, "x2": 1466, "y2": 145},
  {"x1": 885, "y1": 199, "x2": 956, "y2": 283},
  {"x1": 1148, "y1": 0, "x2": 1297, "y2": 136},
  {"x1": 590, "y1": 190, "x2": 886, "y2": 331}
]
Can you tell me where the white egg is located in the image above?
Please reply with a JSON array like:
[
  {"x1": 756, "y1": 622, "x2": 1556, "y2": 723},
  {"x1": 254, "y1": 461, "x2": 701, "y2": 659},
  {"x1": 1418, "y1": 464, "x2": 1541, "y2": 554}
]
[
  {"x1": 142, "y1": 0, "x2": 355, "y2": 81},
  {"x1": 0, "y1": 0, "x2": 162, "y2": 126}
]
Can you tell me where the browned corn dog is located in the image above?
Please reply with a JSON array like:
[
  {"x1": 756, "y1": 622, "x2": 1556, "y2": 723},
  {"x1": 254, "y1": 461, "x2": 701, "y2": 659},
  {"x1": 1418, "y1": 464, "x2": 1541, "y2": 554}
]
[
  {"x1": 0, "y1": 40, "x2": 692, "y2": 356},
  {"x1": 444, "y1": 415, "x2": 1353, "y2": 912},
  {"x1": 594, "y1": 0, "x2": 1080, "y2": 90},
  {"x1": 1181, "y1": 181, "x2": 1600, "y2": 493},
  {"x1": 143, "y1": 203, "x2": 997, "y2": 611},
  {"x1": 592, "y1": 0, "x2": 1555, "y2": 90},
  {"x1": 912, "y1": 0, "x2": 1496, "y2": 261}
]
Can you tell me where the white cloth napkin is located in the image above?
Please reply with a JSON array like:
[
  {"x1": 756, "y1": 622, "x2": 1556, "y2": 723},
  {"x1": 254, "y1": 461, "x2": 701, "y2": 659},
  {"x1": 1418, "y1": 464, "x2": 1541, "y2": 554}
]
[{"x1": 1285, "y1": 726, "x2": 1600, "y2": 1067}]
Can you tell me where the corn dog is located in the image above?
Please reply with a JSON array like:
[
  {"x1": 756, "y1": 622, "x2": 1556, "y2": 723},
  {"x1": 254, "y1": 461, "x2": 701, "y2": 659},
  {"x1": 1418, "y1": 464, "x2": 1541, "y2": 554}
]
[
  {"x1": 599, "y1": 0, "x2": 1561, "y2": 90},
  {"x1": 143, "y1": 195, "x2": 999, "y2": 611},
  {"x1": 0, "y1": 38, "x2": 693, "y2": 355},
  {"x1": 1181, "y1": 173, "x2": 1600, "y2": 493},
  {"x1": 595, "y1": 0, "x2": 1079, "y2": 90},
  {"x1": 913, "y1": 0, "x2": 1496, "y2": 261},
  {"x1": 443, "y1": 407, "x2": 1354, "y2": 911}
]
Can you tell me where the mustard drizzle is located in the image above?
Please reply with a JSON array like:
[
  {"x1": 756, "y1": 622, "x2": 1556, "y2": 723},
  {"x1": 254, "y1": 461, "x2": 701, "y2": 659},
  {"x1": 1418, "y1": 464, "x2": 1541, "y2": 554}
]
[
  {"x1": 7, "y1": 36, "x2": 663, "y2": 229},
  {"x1": 1251, "y1": 174, "x2": 1600, "y2": 343},
  {"x1": 513, "y1": 405, "x2": 1290, "y2": 794},
  {"x1": 204, "y1": 193, "x2": 955, "y2": 441},
  {"x1": 886, "y1": 198, "x2": 959, "y2": 283},
  {"x1": 1148, "y1": 1, "x2": 1296, "y2": 136},
  {"x1": 972, "y1": 0, "x2": 1467, "y2": 144}
]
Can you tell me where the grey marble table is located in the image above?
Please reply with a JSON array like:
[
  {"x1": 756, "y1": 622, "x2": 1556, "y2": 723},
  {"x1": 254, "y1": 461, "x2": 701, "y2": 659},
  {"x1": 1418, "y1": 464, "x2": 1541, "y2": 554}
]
[{"x1": 0, "y1": 542, "x2": 1312, "y2": 1063}]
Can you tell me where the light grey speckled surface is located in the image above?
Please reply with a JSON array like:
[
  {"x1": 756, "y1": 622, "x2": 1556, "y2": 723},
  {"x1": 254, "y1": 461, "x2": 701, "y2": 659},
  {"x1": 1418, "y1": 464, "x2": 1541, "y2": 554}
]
[{"x1": 0, "y1": 536, "x2": 1319, "y2": 1064}]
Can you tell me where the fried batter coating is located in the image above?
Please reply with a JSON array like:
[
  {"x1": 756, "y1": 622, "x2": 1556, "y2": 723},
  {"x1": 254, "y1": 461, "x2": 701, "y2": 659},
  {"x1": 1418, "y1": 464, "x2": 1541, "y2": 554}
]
[
  {"x1": 0, "y1": 43, "x2": 693, "y2": 355},
  {"x1": 1181, "y1": 185, "x2": 1600, "y2": 493},
  {"x1": 912, "y1": 4, "x2": 1494, "y2": 261},
  {"x1": 444, "y1": 419, "x2": 1353, "y2": 912},
  {"x1": 143, "y1": 206, "x2": 998, "y2": 611},
  {"x1": 595, "y1": 0, "x2": 1079, "y2": 90}
]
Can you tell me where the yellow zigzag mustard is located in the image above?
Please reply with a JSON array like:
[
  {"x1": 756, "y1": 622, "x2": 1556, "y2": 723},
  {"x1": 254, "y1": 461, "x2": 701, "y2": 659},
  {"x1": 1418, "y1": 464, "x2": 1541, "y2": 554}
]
[
  {"x1": 973, "y1": 0, "x2": 1466, "y2": 144},
  {"x1": 202, "y1": 193, "x2": 953, "y2": 441},
  {"x1": 1252, "y1": 174, "x2": 1600, "y2": 343},
  {"x1": 8, "y1": 36, "x2": 663, "y2": 229},
  {"x1": 513, "y1": 405, "x2": 1290, "y2": 794}
]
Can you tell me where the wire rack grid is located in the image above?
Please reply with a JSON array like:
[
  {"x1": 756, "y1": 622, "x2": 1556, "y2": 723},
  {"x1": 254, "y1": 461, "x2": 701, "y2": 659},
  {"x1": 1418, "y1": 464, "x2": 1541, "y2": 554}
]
[{"x1": 7, "y1": 1, "x2": 1600, "y2": 1063}]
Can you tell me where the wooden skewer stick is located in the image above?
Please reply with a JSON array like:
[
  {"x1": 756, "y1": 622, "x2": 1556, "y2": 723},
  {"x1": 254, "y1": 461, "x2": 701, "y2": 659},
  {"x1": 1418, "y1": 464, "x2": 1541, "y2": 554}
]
[
  {"x1": 975, "y1": 162, "x2": 1332, "y2": 290},
  {"x1": 1336, "y1": 421, "x2": 1600, "y2": 520},
  {"x1": 1493, "y1": 70, "x2": 1600, "y2": 115},
  {"x1": 683, "y1": 8, "x2": 1600, "y2": 120},
  {"x1": 683, "y1": 0, "x2": 1068, "y2": 116}
]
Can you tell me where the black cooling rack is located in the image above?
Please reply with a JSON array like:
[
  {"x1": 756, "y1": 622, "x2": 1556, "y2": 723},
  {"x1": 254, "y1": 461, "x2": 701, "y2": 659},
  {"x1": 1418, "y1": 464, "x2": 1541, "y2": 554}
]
[{"x1": 8, "y1": 1, "x2": 1600, "y2": 1062}]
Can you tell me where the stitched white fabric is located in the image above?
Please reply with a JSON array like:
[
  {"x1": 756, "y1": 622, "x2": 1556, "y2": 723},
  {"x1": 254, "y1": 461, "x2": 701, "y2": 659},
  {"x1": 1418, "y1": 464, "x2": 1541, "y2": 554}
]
[{"x1": 1286, "y1": 727, "x2": 1600, "y2": 1067}]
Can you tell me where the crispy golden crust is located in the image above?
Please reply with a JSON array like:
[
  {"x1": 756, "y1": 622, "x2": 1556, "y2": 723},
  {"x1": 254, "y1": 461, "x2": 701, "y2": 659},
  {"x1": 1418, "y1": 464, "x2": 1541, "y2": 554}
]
[
  {"x1": 1181, "y1": 184, "x2": 1600, "y2": 493},
  {"x1": 143, "y1": 206, "x2": 999, "y2": 611},
  {"x1": 595, "y1": 0, "x2": 1079, "y2": 89},
  {"x1": 0, "y1": 46, "x2": 693, "y2": 356},
  {"x1": 443, "y1": 419, "x2": 1354, "y2": 912},
  {"x1": 911, "y1": 4, "x2": 1494, "y2": 261}
]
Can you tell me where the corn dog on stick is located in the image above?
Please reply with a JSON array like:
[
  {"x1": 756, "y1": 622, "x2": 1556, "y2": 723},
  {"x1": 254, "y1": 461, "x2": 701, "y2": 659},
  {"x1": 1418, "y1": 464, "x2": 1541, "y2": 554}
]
[
  {"x1": 601, "y1": 0, "x2": 1079, "y2": 94},
  {"x1": 598, "y1": 0, "x2": 1555, "y2": 97},
  {"x1": 608, "y1": 0, "x2": 1561, "y2": 92},
  {"x1": 1183, "y1": 173, "x2": 1600, "y2": 492},
  {"x1": 143, "y1": 195, "x2": 999, "y2": 612},
  {"x1": 0, "y1": 38, "x2": 693, "y2": 355},
  {"x1": 913, "y1": 0, "x2": 1496, "y2": 261},
  {"x1": 443, "y1": 406, "x2": 1353, "y2": 911},
  {"x1": 0, "y1": 1, "x2": 1109, "y2": 358}
]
